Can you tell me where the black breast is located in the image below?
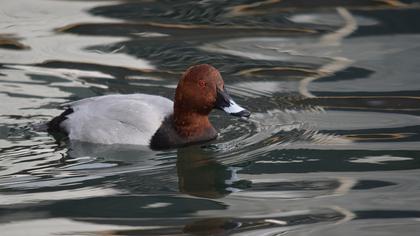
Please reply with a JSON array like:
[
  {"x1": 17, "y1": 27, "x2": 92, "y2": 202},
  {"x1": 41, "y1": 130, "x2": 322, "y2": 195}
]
[{"x1": 150, "y1": 115, "x2": 185, "y2": 150}]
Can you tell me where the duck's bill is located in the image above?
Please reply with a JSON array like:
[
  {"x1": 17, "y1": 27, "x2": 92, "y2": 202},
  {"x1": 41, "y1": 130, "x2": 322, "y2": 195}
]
[{"x1": 216, "y1": 88, "x2": 251, "y2": 118}]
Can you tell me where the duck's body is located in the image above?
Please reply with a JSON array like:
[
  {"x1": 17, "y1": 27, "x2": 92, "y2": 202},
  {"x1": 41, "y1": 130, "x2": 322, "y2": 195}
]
[
  {"x1": 53, "y1": 94, "x2": 173, "y2": 145},
  {"x1": 48, "y1": 64, "x2": 250, "y2": 149}
]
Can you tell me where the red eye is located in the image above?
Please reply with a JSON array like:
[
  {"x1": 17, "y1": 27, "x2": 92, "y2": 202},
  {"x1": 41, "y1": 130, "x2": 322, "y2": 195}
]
[{"x1": 198, "y1": 80, "x2": 206, "y2": 88}]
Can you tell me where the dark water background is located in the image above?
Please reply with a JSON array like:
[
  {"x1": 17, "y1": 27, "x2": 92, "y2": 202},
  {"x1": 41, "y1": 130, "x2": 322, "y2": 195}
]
[{"x1": 1, "y1": 0, "x2": 420, "y2": 235}]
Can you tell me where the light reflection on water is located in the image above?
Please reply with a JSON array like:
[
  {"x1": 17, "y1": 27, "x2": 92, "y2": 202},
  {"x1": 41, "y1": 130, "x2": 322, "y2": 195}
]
[{"x1": 1, "y1": 0, "x2": 420, "y2": 235}]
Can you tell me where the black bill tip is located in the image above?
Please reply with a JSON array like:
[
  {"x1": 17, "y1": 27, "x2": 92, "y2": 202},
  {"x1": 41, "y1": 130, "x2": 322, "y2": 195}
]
[{"x1": 231, "y1": 109, "x2": 251, "y2": 118}]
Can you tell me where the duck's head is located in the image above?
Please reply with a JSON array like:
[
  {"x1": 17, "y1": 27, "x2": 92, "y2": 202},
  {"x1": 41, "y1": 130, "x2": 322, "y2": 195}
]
[{"x1": 174, "y1": 64, "x2": 250, "y2": 118}]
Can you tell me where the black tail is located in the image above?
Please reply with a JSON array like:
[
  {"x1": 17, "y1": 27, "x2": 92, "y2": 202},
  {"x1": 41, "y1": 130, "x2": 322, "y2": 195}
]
[{"x1": 47, "y1": 108, "x2": 74, "y2": 133}]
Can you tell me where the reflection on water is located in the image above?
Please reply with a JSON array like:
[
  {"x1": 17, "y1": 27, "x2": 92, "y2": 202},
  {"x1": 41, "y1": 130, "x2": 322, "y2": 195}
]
[{"x1": 1, "y1": 0, "x2": 420, "y2": 235}]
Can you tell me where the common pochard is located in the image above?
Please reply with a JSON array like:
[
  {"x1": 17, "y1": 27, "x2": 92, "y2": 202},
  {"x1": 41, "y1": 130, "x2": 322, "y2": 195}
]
[{"x1": 48, "y1": 64, "x2": 250, "y2": 149}]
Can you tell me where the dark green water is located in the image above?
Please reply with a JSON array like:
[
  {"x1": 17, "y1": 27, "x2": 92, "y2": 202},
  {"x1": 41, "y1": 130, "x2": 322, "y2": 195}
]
[{"x1": 1, "y1": 0, "x2": 420, "y2": 235}]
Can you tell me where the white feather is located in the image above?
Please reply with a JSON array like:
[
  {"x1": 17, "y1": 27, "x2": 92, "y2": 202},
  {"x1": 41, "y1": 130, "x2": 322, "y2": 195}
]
[{"x1": 60, "y1": 94, "x2": 173, "y2": 145}]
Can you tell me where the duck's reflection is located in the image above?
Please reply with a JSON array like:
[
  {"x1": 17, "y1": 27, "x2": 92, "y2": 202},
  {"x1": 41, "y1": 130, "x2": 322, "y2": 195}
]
[
  {"x1": 177, "y1": 147, "x2": 251, "y2": 199},
  {"x1": 63, "y1": 142, "x2": 251, "y2": 198}
]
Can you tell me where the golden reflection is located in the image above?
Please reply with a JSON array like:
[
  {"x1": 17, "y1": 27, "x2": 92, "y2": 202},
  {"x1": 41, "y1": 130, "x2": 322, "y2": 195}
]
[
  {"x1": 56, "y1": 22, "x2": 317, "y2": 35},
  {"x1": 345, "y1": 132, "x2": 413, "y2": 141},
  {"x1": 226, "y1": 0, "x2": 416, "y2": 16},
  {"x1": 55, "y1": 23, "x2": 87, "y2": 33},
  {"x1": 227, "y1": 0, "x2": 283, "y2": 17},
  {"x1": 235, "y1": 66, "x2": 317, "y2": 77},
  {"x1": 376, "y1": 0, "x2": 409, "y2": 7},
  {"x1": 146, "y1": 22, "x2": 316, "y2": 33},
  {"x1": 0, "y1": 35, "x2": 30, "y2": 50}
]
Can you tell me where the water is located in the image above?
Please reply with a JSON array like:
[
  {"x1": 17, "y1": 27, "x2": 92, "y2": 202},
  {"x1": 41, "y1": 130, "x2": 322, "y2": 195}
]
[{"x1": 1, "y1": 0, "x2": 420, "y2": 235}]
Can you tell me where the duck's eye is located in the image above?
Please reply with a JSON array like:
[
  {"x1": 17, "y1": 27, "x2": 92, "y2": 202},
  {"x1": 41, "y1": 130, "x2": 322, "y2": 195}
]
[{"x1": 198, "y1": 80, "x2": 206, "y2": 88}]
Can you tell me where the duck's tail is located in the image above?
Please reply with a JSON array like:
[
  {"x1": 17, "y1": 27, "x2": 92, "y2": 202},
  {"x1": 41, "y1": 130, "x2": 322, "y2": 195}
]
[{"x1": 46, "y1": 108, "x2": 74, "y2": 133}]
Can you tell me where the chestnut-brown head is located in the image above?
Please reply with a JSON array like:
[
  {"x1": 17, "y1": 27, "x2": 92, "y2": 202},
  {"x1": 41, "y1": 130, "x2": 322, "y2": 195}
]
[
  {"x1": 174, "y1": 64, "x2": 222, "y2": 115},
  {"x1": 174, "y1": 64, "x2": 250, "y2": 117}
]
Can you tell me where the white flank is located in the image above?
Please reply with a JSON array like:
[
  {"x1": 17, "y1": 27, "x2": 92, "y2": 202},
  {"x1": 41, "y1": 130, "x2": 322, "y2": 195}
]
[{"x1": 61, "y1": 94, "x2": 173, "y2": 145}]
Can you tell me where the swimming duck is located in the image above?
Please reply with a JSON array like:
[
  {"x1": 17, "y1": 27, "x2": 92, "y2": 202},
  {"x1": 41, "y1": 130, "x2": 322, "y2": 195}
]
[{"x1": 48, "y1": 64, "x2": 250, "y2": 149}]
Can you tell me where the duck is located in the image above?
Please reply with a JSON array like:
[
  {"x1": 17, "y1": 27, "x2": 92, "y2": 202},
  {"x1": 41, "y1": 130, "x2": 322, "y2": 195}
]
[{"x1": 47, "y1": 64, "x2": 250, "y2": 149}]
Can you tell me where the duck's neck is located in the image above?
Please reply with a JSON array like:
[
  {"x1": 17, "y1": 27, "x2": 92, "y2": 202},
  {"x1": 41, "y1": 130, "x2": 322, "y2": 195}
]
[{"x1": 173, "y1": 110, "x2": 216, "y2": 140}]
